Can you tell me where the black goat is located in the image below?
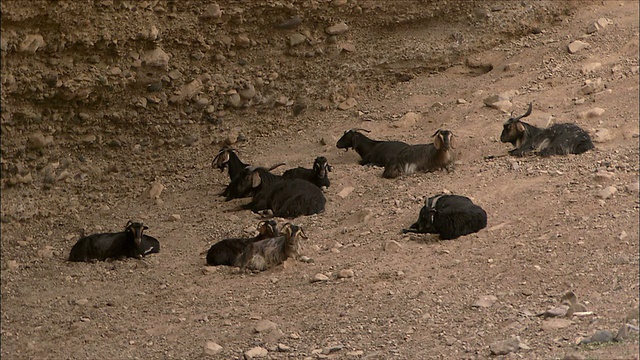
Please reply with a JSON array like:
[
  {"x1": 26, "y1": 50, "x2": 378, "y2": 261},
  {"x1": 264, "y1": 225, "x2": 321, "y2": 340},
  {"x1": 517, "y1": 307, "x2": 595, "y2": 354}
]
[
  {"x1": 237, "y1": 223, "x2": 307, "y2": 271},
  {"x1": 403, "y1": 194, "x2": 487, "y2": 240},
  {"x1": 68, "y1": 221, "x2": 160, "y2": 262},
  {"x1": 500, "y1": 103, "x2": 594, "y2": 157},
  {"x1": 282, "y1": 156, "x2": 332, "y2": 189},
  {"x1": 242, "y1": 177, "x2": 326, "y2": 218},
  {"x1": 336, "y1": 128, "x2": 410, "y2": 166},
  {"x1": 212, "y1": 147, "x2": 248, "y2": 181},
  {"x1": 206, "y1": 220, "x2": 279, "y2": 266},
  {"x1": 213, "y1": 147, "x2": 250, "y2": 198},
  {"x1": 224, "y1": 163, "x2": 285, "y2": 201},
  {"x1": 382, "y1": 130, "x2": 456, "y2": 179}
]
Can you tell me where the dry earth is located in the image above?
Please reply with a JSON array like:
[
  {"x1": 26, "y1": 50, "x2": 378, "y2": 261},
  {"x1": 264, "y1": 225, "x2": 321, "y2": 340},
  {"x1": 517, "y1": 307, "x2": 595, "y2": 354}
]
[{"x1": 1, "y1": 1, "x2": 639, "y2": 359}]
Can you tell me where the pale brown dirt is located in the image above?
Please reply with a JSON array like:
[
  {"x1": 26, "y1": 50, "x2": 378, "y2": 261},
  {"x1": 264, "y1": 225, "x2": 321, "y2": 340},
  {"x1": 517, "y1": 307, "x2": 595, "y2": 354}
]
[{"x1": 1, "y1": 1, "x2": 639, "y2": 359}]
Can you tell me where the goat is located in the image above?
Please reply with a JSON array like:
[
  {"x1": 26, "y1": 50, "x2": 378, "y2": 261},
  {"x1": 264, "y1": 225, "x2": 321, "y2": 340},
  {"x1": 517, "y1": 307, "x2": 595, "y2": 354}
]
[
  {"x1": 223, "y1": 163, "x2": 285, "y2": 201},
  {"x1": 382, "y1": 129, "x2": 456, "y2": 179},
  {"x1": 213, "y1": 147, "x2": 250, "y2": 198},
  {"x1": 242, "y1": 177, "x2": 326, "y2": 218},
  {"x1": 282, "y1": 156, "x2": 332, "y2": 189},
  {"x1": 403, "y1": 194, "x2": 487, "y2": 240},
  {"x1": 212, "y1": 147, "x2": 248, "y2": 181},
  {"x1": 336, "y1": 128, "x2": 410, "y2": 166},
  {"x1": 206, "y1": 220, "x2": 279, "y2": 266},
  {"x1": 68, "y1": 221, "x2": 160, "y2": 262},
  {"x1": 500, "y1": 103, "x2": 595, "y2": 157},
  {"x1": 237, "y1": 223, "x2": 307, "y2": 271}
]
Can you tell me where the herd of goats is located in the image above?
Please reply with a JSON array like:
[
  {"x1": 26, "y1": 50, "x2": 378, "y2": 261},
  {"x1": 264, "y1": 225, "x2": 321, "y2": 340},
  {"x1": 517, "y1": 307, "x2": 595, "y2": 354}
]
[{"x1": 68, "y1": 103, "x2": 595, "y2": 272}]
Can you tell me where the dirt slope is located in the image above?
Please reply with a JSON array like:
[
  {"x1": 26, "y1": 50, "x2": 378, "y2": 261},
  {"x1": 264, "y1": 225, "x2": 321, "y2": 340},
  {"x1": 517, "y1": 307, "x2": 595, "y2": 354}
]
[{"x1": 1, "y1": 1, "x2": 639, "y2": 359}]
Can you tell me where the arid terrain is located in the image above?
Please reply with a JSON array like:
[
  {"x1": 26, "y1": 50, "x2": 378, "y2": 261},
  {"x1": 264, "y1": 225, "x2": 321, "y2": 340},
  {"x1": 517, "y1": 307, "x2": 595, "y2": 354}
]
[{"x1": 1, "y1": 1, "x2": 639, "y2": 359}]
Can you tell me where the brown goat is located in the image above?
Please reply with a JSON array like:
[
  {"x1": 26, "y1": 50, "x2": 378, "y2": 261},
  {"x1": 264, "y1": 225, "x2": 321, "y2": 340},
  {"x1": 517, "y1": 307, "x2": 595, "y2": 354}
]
[
  {"x1": 236, "y1": 223, "x2": 307, "y2": 271},
  {"x1": 382, "y1": 129, "x2": 456, "y2": 179}
]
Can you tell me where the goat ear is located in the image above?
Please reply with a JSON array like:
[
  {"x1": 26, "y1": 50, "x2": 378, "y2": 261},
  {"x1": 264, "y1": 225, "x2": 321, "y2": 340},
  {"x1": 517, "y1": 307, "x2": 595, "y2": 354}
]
[
  {"x1": 251, "y1": 171, "x2": 262, "y2": 188},
  {"x1": 449, "y1": 134, "x2": 456, "y2": 149},
  {"x1": 327, "y1": 164, "x2": 333, "y2": 172},
  {"x1": 299, "y1": 228, "x2": 308, "y2": 239},
  {"x1": 516, "y1": 122, "x2": 526, "y2": 133},
  {"x1": 433, "y1": 134, "x2": 442, "y2": 150},
  {"x1": 125, "y1": 220, "x2": 133, "y2": 229},
  {"x1": 143, "y1": 225, "x2": 149, "y2": 231}
]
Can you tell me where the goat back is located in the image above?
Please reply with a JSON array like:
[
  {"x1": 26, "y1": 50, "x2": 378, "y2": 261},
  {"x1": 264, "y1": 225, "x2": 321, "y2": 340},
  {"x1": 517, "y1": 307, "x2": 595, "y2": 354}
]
[{"x1": 362, "y1": 141, "x2": 410, "y2": 166}]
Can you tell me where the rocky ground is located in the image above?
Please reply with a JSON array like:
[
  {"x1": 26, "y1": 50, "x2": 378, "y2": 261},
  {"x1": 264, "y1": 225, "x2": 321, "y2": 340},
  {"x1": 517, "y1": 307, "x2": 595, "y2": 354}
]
[{"x1": 1, "y1": 1, "x2": 639, "y2": 359}]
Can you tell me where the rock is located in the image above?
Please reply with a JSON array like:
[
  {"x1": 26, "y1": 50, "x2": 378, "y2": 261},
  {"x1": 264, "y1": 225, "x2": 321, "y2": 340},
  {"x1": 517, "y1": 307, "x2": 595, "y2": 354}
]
[
  {"x1": 322, "y1": 344, "x2": 344, "y2": 354},
  {"x1": 145, "y1": 182, "x2": 165, "y2": 200},
  {"x1": 456, "y1": 99, "x2": 467, "y2": 104},
  {"x1": 204, "y1": 341, "x2": 222, "y2": 355},
  {"x1": 580, "y1": 330, "x2": 615, "y2": 344},
  {"x1": 625, "y1": 182, "x2": 639, "y2": 194},
  {"x1": 28, "y1": 132, "x2": 52, "y2": 149},
  {"x1": 597, "y1": 186, "x2": 617, "y2": 199},
  {"x1": 6, "y1": 260, "x2": 19, "y2": 270},
  {"x1": 393, "y1": 112, "x2": 420, "y2": 128},
  {"x1": 311, "y1": 273, "x2": 329, "y2": 282},
  {"x1": 541, "y1": 318, "x2": 573, "y2": 331},
  {"x1": 581, "y1": 62, "x2": 602, "y2": 74},
  {"x1": 81, "y1": 134, "x2": 97, "y2": 144},
  {"x1": 338, "y1": 97, "x2": 357, "y2": 110},
  {"x1": 593, "y1": 170, "x2": 614, "y2": 183},
  {"x1": 337, "y1": 269, "x2": 354, "y2": 278},
  {"x1": 200, "y1": 4, "x2": 222, "y2": 19},
  {"x1": 542, "y1": 304, "x2": 571, "y2": 318},
  {"x1": 238, "y1": 84, "x2": 256, "y2": 100},
  {"x1": 236, "y1": 34, "x2": 250, "y2": 47},
  {"x1": 384, "y1": 240, "x2": 402, "y2": 252},
  {"x1": 255, "y1": 320, "x2": 277, "y2": 333},
  {"x1": 593, "y1": 128, "x2": 612, "y2": 143},
  {"x1": 491, "y1": 100, "x2": 513, "y2": 112},
  {"x1": 276, "y1": 15, "x2": 302, "y2": 29},
  {"x1": 277, "y1": 343, "x2": 291, "y2": 352},
  {"x1": 483, "y1": 93, "x2": 515, "y2": 112},
  {"x1": 568, "y1": 40, "x2": 589, "y2": 54},
  {"x1": 587, "y1": 18, "x2": 612, "y2": 34},
  {"x1": 472, "y1": 295, "x2": 498, "y2": 308},
  {"x1": 326, "y1": 22, "x2": 349, "y2": 35},
  {"x1": 577, "y1": 107, "x2": 605, "y2": 119},
  {"x1": 75, "y1": 299, "x2": 89, "y2": 306},
  {"x1": 337, "y1": 187, "x2": 354, "y2": 198},
  {"x1": 228, "y1": 92, "x2": 242, "y2": 108},
  {"x1": 169, "y1": 214, "x2": 181, "y2": 221},
  {"x1": 17, "y1": 172, "x2": 33, "y2": 184},
  {"x1": 19, "y1": 34, "x2": 45, "y2": 53},
  {"x1": 142, "y1": 48, "x2": 170, "y2": 69},
  {"x1": 289, "y1": 33, "x2": 307, "y2": 46},
  {"x1": 578, "y1": 78, "x2": 604, "y2": 95},
  {"x1": 170, "y1": 78, "x2": 203, "y2": 103},
  {"x1": 340, "y1": 42, "x2": 356, "y2": 52},
  {"x1": 489, "y1": 337, "x2": 520, "y2": 356},
  {"x1": 244, "y1": 346, "x2": 268, "y2": 359}
]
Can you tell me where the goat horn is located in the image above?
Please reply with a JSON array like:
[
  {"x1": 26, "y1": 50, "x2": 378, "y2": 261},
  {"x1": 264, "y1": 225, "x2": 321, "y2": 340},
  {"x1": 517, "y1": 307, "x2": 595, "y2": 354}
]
[
  {"x1": 515, "y1": 102, "x2": 533, "y2": 120},
  {"x1": 268, "y1": 162, "x2": 286, "y2": 171},
  {"x1": 431, "y1": 129, "x2": 441, "y2": 137},
  {"x1": 125, "y1": 220, "x2": 133, "y2": 229}
]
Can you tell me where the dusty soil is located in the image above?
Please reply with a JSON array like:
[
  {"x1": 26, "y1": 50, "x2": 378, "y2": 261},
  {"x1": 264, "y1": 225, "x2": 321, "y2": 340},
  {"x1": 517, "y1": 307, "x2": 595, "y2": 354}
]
[{"x1": 1, "y1": 1, "x2": 639, "y2": 359}]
